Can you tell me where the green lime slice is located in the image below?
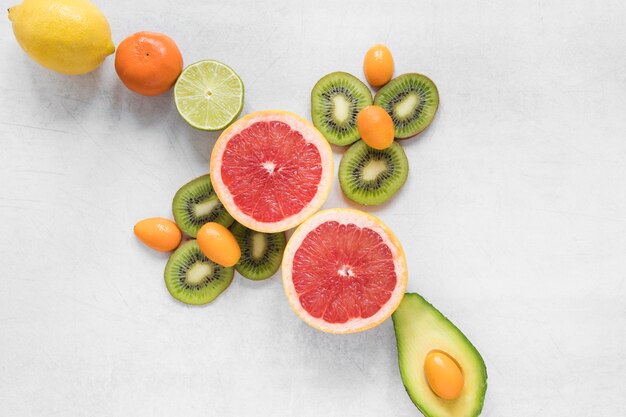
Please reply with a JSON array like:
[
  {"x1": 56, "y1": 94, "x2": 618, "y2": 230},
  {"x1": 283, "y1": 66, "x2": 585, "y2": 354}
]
[{"x1": 174, "y1": 60, "x2": 244, "y2": 131}]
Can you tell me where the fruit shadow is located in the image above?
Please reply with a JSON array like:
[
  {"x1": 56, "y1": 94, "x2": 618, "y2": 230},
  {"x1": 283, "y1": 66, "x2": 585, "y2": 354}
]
[
  {"x1": 233, "y1": 272, "x2": 278, "y2": 290},
  {"x1": 109, "y1": 81, "x2": 177, "y2": 128},
  {"x1": 230, "y1": 245, "x2": 405, "y2": 395},
  {"x1": 30, "y1": 64, "x2": 113, "y2": 119},
  {"x1": 29, "y1": 63, "x2": 195, "y2": 145},
  {"x1": 395, "y1": 110, "x2": 442, "y2": 152},
  {"x1": 253, "y1": 277, "x2": 405, "y2": 397},
  {"x1": 109, "y1": 78, "x2": 230, "y2": 165},
  {"x1": 338, "y1": 189, "x2": 400, "y2": 214},
  {"x1": 289, "y1": 317, "x2": 400, "y2": 382},
  {"x1": 133, "y1": 238, "x2": 172, "y2": 262}
]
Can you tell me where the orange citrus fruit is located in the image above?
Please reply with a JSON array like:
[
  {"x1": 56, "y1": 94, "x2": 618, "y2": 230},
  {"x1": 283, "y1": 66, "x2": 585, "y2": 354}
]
[
  {"x1": 134, "y1": 217, "x2": 182, "y2": 252},
  {"x1": 196, "y1": 222, "x2": 241, "y2": 267},
  {"x1": 210, "y1": 110, "x2": 334, "y2": 233},
  {"x1": 115, "y1": 31, "x2": 183, "y2": 96},
  {"x1": 363, "y1": 44, "x2": 394, "y2": 87},
  {"x1": 282, "y1": 208, "x2": 408, "y2": 333},
  {"x1": 357, "y1": 105, "x2": 395, "y2": 149}
]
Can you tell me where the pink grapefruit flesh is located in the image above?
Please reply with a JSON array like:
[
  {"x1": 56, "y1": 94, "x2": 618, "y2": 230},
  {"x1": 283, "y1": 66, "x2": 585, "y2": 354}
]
[
  {"x1": 210, "y1": 111, "x2": 333, "y2": 233},
  {"x1": 282, "y1": 208, "x2": 407, "y2": 333}
]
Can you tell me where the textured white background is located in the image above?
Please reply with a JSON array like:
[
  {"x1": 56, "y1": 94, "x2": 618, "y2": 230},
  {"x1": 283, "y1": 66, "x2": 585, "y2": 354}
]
[{"x1": 1, "y1": 0, "x2": 625, "y2": 416}]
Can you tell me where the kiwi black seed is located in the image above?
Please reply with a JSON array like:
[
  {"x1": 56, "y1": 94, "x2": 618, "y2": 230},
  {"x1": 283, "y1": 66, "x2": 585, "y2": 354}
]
[
  {"x1": 374, "y1": 73, "x2": 439, "y2": 139},
  {"x1": 311, "y1": 71, "x2": 373, "y2": 146},
  {"x1": 339, "y1": 140, "x2": 409, "y2": 206},
  {"x1": 230, "y1": 222, "x2": 286, "y2": 280},
  {"x1": 172, "y1": 174, "x2": 234, "y2": 237},
  {"x1": 164, "y1": 240, "x2": 234, "y2": 305}
]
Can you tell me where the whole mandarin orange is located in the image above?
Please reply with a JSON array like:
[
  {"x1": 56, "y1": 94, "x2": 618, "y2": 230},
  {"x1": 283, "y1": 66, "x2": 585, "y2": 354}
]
[
  {"x1": 357, "y1": 105, "x2": 395, "y2": 150},
  {"x1": 115, "y1": 32, "x2": 183, "y2": 96}
]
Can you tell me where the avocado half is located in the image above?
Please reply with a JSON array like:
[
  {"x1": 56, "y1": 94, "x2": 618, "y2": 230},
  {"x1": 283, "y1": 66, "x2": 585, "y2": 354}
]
[{"x1": 392, "y1": 293, "x2": 487, "y2": 417}]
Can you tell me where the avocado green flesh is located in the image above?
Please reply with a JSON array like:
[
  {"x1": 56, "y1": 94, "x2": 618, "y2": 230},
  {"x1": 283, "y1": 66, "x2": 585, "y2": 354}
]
[{"x1": 392, "y1": 293, "x2": 487, "y2": 417}]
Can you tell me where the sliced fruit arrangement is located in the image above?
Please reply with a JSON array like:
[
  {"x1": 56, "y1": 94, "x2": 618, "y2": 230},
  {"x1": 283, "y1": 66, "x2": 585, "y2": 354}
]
[
  {"x1": 339, "y1": 140, "x2": 408, "y2": 206},
  {"x1": 310, "y1": 44, "x2": 438, "y2": 206},
  {"x1": 311, "y1": 72, "x2": 372, "y2": 146},
  {"x1": 282, "y1": 208, "x2": 407, "y2": 333},
  {"x1": 174, "y1": 60, "x2": 244, "y2": 131},
  {"x1": 210, "y1": 110, "x2": 334, "y2": 233},
  {"x1": 164, "y1": 240, "x2": 234, "y2": 305},
  {"x1": 134, "y1": 164, "x2": 293, "y2": 304},
  {"x1": 172, "y1": 174, "x2": 234, "y2": 238},
  {"x1": 393, "y1": 293, "x2": 487, "y2": 417},
  {"x1": 11, "y1": 2, "x2": 486, "y2": 413},
  {"x1": 374, "y1": 73, "x2": 439, "y2": 139},
  {"x1": 230, "y1": 222, "x2": 286, "y2": 281},
  {"x1": 115, "y1": 31, "x2": 183, "y2": 96}
]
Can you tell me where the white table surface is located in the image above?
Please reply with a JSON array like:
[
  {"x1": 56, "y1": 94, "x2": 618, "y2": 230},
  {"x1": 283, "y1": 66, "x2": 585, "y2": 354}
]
[{"x1": 1, "y1": 0, "x2": 625, "y2": 415}]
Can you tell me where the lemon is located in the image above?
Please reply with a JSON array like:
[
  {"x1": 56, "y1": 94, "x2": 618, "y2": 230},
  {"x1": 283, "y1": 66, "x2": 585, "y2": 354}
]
[{"x1": 8, "y1": 0, "x2": 115, "y2": 75}]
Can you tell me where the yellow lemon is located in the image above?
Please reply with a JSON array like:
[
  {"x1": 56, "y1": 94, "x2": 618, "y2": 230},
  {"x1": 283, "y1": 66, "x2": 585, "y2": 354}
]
[{"x1": 8, "y1": 0, "x2": 115, "y2": 75}]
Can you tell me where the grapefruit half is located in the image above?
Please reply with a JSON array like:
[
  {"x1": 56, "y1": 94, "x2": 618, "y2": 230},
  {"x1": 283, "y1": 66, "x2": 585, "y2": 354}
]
[
  {"x1": 210, "y1": 110, "x2": 333, "y2": 233},
  {"x1": 282, "y1": 208, "x2": 407, "y2": 333}
]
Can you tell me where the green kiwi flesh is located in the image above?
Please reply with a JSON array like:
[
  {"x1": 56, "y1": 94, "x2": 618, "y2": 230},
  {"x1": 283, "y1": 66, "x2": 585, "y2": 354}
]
[
  {"x1": 164, "y1": 240, "x2": 234, "y2": 305},
  {"x1": 311, "y1": 71, "x2": 373, "y2": 146},
  {"x1": 172, "y1": 174, "x2": 234, "y2": 238},
  {"x1": 230, "y1": 222, "x2": 286, "y2": 280},
  {"x1": 339, "y1": 140, "x2": 409, "y2": 206},
  {"x1": 374, "y1": 73, "x2": 439, "y2": 139}
]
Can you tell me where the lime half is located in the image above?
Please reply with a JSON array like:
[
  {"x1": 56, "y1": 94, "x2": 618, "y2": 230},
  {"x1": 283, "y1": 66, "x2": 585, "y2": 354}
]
[{"x1": 174, "y1": 60, "x2": 244, "y2": 131}]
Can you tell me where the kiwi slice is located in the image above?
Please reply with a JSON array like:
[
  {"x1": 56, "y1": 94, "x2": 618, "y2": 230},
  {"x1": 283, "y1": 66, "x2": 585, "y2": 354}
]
[
  {"x1": 172, "y1": 174, "x2": 234, "y2": 237},
  {"x1": 311, "y1": 71, "x2": 373, "y2": 146},
  {"x1": 374, "y1": 73, "x2": 439, "y2": 139},
  {"x1": 164, "y1": 240, "x2": 234, "y2": 305},
  {"x1": 230, "y1": 222, "x2": 286, "y2": 280},
  {"x1": 339, "y1": 140, "x2": 408, "y2": 205}
]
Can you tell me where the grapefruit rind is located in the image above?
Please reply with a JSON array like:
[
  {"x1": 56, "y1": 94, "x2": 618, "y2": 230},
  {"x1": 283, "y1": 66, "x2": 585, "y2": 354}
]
[
  {"x1": 210, "y1": 110, "x2": 334, "y2": 233},
  {"x1": 282, "y1": 208, "x2": 408, "y2": 334}
]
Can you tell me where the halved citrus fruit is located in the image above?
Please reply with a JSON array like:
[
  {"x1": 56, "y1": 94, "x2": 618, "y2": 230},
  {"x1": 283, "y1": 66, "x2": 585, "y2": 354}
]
[
  {"x1": 282, "y1": 208, "x2": 407, "y2": 333},
  {"x1": 174, "y1": 60, "x2": 244, "y2": 131},
  {"x1": 210, "y1": 110, "x2": 334, "y2": 233}
]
